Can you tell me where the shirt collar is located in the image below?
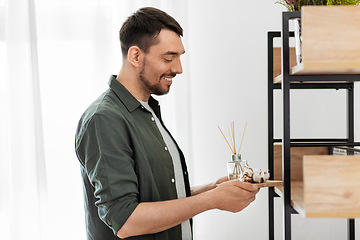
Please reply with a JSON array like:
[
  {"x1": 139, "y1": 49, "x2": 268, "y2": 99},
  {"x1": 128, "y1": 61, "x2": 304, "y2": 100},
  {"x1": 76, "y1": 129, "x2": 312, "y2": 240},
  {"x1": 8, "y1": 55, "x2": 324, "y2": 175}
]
[{"x1": 108, "y1": 75, "x2": 160, "y2": 114}]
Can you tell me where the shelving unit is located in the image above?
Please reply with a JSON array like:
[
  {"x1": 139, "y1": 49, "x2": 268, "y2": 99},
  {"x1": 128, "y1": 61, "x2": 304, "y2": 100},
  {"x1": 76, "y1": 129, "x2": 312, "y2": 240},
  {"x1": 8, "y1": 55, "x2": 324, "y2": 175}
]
[{"x1": 267, "y1": 11, "x2": 360, "y2": 240}]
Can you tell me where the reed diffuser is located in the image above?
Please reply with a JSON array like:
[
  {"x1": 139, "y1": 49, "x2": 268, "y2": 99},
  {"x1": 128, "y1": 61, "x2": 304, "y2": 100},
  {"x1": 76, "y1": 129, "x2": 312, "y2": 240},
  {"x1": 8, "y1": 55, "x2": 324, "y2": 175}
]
[{"x1": 218, "y1": 121, "x2": 247, "y2": 181}]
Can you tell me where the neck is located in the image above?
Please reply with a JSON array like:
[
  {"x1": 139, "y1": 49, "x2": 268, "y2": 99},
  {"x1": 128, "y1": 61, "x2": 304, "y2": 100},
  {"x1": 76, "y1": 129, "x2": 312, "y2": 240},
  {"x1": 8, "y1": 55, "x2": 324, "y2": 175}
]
[{"x1": 116, "y1": 64, "x2": 150, "y2": 102}]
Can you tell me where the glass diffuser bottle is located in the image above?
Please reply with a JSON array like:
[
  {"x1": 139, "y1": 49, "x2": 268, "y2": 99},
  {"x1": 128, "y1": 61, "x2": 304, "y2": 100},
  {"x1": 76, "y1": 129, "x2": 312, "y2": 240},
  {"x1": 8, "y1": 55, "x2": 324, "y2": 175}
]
[
  {"x1": 227, "y1": 154, "x2": 243, "y2": 180},
  {"x1": 218, "y1": 121, "x2": 247, "y2": 181}
]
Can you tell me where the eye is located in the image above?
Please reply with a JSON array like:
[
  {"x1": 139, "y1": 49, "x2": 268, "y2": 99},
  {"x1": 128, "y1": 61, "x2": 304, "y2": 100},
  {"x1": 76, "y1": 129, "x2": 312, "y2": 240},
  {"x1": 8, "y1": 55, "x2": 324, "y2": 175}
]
[{"x1": 164, "y1": 58, "x2": 173, "y2": 63}]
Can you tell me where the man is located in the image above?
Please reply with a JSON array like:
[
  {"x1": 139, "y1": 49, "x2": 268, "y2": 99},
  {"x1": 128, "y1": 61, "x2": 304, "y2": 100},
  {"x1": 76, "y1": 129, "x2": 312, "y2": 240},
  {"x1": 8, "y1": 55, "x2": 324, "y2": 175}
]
[{"x1": 75, "y1": 7, "x2": 259, "y2": 240}]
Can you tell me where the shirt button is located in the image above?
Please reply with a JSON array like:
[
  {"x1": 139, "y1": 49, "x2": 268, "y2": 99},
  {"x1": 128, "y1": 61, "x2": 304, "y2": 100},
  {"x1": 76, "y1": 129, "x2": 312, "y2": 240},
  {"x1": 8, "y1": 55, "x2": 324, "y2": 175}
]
[
  {"x1": 164, "y1": 146, "x2": 168, "y2": 151},
  {"x1": 171, "y1": 178, "x2": 175, "y2": 183},
  {"x1": 151, "y1": 117, "x2": 155, "y2": 121}
]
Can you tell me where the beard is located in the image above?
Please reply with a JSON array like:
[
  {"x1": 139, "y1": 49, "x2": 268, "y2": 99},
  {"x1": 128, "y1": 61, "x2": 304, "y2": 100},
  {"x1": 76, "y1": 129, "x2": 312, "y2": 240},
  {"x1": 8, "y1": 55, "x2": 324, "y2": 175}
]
[{"x1": 139, "y1": 59, "x2": 171, "y2": 96}]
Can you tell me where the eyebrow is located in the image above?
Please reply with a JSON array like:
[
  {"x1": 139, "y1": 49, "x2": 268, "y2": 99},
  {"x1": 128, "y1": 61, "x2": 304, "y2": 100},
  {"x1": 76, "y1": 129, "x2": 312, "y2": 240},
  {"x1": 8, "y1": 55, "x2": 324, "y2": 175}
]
[{"x1": 163, "y1": 50, "x2": 186, "y2": 56}]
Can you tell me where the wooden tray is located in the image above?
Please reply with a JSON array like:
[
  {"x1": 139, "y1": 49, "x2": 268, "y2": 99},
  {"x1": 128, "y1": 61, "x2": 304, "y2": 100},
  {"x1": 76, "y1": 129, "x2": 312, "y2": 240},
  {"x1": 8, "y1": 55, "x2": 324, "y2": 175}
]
[
  {"x1": 253, "y1": 180, "x2": 282, "y2": 188},
  {"x1": 216, "y1": 180, "x2": 282, "y2": 188}
]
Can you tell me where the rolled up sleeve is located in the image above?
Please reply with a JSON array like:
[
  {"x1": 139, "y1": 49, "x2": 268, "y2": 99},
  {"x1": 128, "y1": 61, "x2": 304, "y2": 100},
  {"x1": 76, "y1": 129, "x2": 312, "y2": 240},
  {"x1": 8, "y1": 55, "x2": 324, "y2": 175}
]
[{"x1": 76, "y1": 112, "x2": 139, "y2": 234}]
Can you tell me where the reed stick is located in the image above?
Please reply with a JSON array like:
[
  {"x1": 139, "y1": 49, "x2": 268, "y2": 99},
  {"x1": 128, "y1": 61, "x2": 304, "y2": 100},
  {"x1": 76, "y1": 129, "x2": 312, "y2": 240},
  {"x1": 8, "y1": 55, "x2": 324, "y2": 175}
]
[
  {"x1": 238, "y1": 121, "x2": 247, "y2": 155},
  {"x1": 218, "y1": 126, "x2": 234, "y2": 154},
  {"x1": 231, "y1": 121, "x2": 236, "y2": 154},
  {"x1": 218, "y1": 121, "x2": 247, "y2": 156}
]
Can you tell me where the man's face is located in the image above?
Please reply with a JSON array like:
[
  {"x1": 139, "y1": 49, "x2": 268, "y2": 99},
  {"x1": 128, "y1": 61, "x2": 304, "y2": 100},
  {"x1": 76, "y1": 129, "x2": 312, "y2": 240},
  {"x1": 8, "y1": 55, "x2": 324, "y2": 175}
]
[{"x1": 138, "y1": 29, "x2": 185, "y2": 96}]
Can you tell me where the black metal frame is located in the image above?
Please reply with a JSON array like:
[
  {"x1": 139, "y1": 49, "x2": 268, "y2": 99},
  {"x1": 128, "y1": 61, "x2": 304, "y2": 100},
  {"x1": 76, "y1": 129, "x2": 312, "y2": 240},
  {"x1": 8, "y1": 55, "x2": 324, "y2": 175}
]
[{"x1": 267, "y1": 11, "x2": 360, "y2": 240}]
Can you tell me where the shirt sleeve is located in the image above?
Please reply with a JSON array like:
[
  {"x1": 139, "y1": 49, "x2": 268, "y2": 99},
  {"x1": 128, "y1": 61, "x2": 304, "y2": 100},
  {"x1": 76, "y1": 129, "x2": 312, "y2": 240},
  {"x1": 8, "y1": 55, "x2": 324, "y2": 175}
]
[{"x1": 76, "y1": 112, "x2": 139, "y2": 235}]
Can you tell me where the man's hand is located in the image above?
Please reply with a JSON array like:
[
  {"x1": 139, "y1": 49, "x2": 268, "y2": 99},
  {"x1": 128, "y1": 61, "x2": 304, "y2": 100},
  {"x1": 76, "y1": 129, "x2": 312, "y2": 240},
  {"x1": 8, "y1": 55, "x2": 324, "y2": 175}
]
[
  {"x1": 209, "y1": 180, "x2": 259, "y2": 213},
  {"x1": 215, "y1": 175, "x2": 229, "y2": 185}
]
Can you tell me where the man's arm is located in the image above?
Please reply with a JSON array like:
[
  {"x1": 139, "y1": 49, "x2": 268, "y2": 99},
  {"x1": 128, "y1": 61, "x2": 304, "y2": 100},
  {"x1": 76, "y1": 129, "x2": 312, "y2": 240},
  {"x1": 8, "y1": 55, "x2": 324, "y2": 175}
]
[{"x1": 117, "y1": 180, "x2": 259, "y2": 239}]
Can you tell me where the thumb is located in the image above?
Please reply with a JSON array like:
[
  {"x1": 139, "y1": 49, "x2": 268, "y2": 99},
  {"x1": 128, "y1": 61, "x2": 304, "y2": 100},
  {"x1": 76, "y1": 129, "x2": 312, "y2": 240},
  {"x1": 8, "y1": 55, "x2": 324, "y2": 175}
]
[{"x1": 234, "y1": 181, "x2": 259, "y2": 192}]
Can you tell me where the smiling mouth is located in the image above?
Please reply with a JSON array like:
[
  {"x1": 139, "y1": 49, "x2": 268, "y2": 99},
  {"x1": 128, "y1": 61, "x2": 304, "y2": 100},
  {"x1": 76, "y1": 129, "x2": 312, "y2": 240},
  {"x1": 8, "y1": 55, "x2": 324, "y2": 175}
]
[
  {"x1": 162, "y1": 76, "x2": 172, "y2": 81},
  {"x1": 162, "y1": 75, "x2": 175, "y2": 84}
]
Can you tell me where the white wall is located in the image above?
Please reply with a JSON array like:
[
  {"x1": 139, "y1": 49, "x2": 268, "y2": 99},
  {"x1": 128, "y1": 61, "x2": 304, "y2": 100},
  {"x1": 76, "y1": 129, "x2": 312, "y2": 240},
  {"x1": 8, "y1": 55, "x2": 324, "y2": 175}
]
[{"x1": 180, "y1": 1, "x2": 360, "y2": 240}]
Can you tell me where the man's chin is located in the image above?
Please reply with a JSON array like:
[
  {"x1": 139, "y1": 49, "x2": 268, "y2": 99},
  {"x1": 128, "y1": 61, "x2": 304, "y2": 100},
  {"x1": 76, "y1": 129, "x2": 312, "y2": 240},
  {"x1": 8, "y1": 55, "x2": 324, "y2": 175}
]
[
  {"x1": 154, "y1": 91, "x2": 170, "y2": 96},
  {"x1": 153, "y1": 86, "x2": 170, "y2": 96}
]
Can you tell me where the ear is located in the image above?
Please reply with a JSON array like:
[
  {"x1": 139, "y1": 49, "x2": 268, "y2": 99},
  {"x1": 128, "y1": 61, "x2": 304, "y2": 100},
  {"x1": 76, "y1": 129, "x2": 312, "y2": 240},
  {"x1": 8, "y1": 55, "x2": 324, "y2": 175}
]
[{"x1": 127, "y1": 46, "x2": 142, "y2": 68}]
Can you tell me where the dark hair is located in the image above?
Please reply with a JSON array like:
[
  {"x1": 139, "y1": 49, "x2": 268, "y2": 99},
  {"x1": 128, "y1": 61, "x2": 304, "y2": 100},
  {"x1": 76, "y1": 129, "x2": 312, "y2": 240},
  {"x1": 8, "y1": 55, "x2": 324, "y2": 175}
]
[{"x1": 119, "y1": 7, "x2": 183, "y2": 58}]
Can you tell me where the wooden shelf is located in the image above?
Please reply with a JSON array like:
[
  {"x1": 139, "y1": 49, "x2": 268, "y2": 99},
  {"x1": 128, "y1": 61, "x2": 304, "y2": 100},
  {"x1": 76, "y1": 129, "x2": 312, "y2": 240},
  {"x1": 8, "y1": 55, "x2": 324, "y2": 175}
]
[
  {"x1": 274, "y1": 64, "x2": 359, "y2": 83},
  {"x1": 272, "y1": 6, "x2": 360, "y2": 82},
  {"x1": 273, "y1": 155, "x2": 360, "y2": 219},
  {"x1": 273, "y1": 63, "x2": 360, "y2": 84},
  {"x1": 273, "y1": 74, "x2": 281, "y2": 84},
  {"x1": 273, "y1": 145, "x2": 328, "y2": 182},
  {"x1": 272, "y1": 146, "x2": 327, "y2": 218},
  {"x1": 303, "y1": 155, "x2": 360, "y2": 218},
  {"x1": 300, "y1": 6, "x2": 360, "y2": 76},
  {"x1": 272, "y1": 47, "x2": 296, "y2": 84},
  {"x1": 275, "y1": 181, "x2": 305, "y2": 216},
  {"x1": 292, "y1": 62, "x2": 360, "y2": 75}
]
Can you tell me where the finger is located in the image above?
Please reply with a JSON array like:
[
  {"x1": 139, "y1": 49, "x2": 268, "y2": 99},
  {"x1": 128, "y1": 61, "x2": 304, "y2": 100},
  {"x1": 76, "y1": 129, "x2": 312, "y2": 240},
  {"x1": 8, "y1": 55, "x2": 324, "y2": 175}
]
[
  {"x1": 234, "y1": 181, "x2": 259, "y2": 192},
  {"x1": 245, "y1": 195, "x2": 257, "y2": 206},
  {"x1": 216, "y1": 176, "x2": 229, "y2": 185}
]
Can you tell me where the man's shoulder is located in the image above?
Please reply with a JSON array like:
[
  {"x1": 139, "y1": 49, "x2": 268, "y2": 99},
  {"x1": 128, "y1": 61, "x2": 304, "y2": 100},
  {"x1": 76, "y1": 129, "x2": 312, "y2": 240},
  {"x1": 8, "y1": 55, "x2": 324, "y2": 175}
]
[
  {"x1": 76, "y1": 89, "x2": 129, "y2": 136},
  {"x1": 86, "y1": 89, "x2": 127, "y2": 117}
]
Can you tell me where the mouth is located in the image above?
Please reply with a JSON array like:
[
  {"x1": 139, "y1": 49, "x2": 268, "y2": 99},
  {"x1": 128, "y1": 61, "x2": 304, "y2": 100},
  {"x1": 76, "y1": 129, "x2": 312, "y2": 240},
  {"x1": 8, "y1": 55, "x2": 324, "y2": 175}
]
[{"x1": 162, "y1": 75, "x2": 175, "y2": 85}]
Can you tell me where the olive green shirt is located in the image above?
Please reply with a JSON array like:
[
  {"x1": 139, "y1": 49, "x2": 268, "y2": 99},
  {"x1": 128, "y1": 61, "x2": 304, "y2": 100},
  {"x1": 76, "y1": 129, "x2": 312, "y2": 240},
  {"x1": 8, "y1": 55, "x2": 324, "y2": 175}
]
[{"x1": 75, "y1": 75, "x2": 192, "y2": 240}]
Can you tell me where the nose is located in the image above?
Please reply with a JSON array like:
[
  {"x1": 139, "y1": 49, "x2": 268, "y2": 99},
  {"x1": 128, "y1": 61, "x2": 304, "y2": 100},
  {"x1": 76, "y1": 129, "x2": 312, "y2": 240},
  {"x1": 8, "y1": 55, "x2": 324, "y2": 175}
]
[{"x1": 172, "y1": 57, "x2": 183, "y2": 74}]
